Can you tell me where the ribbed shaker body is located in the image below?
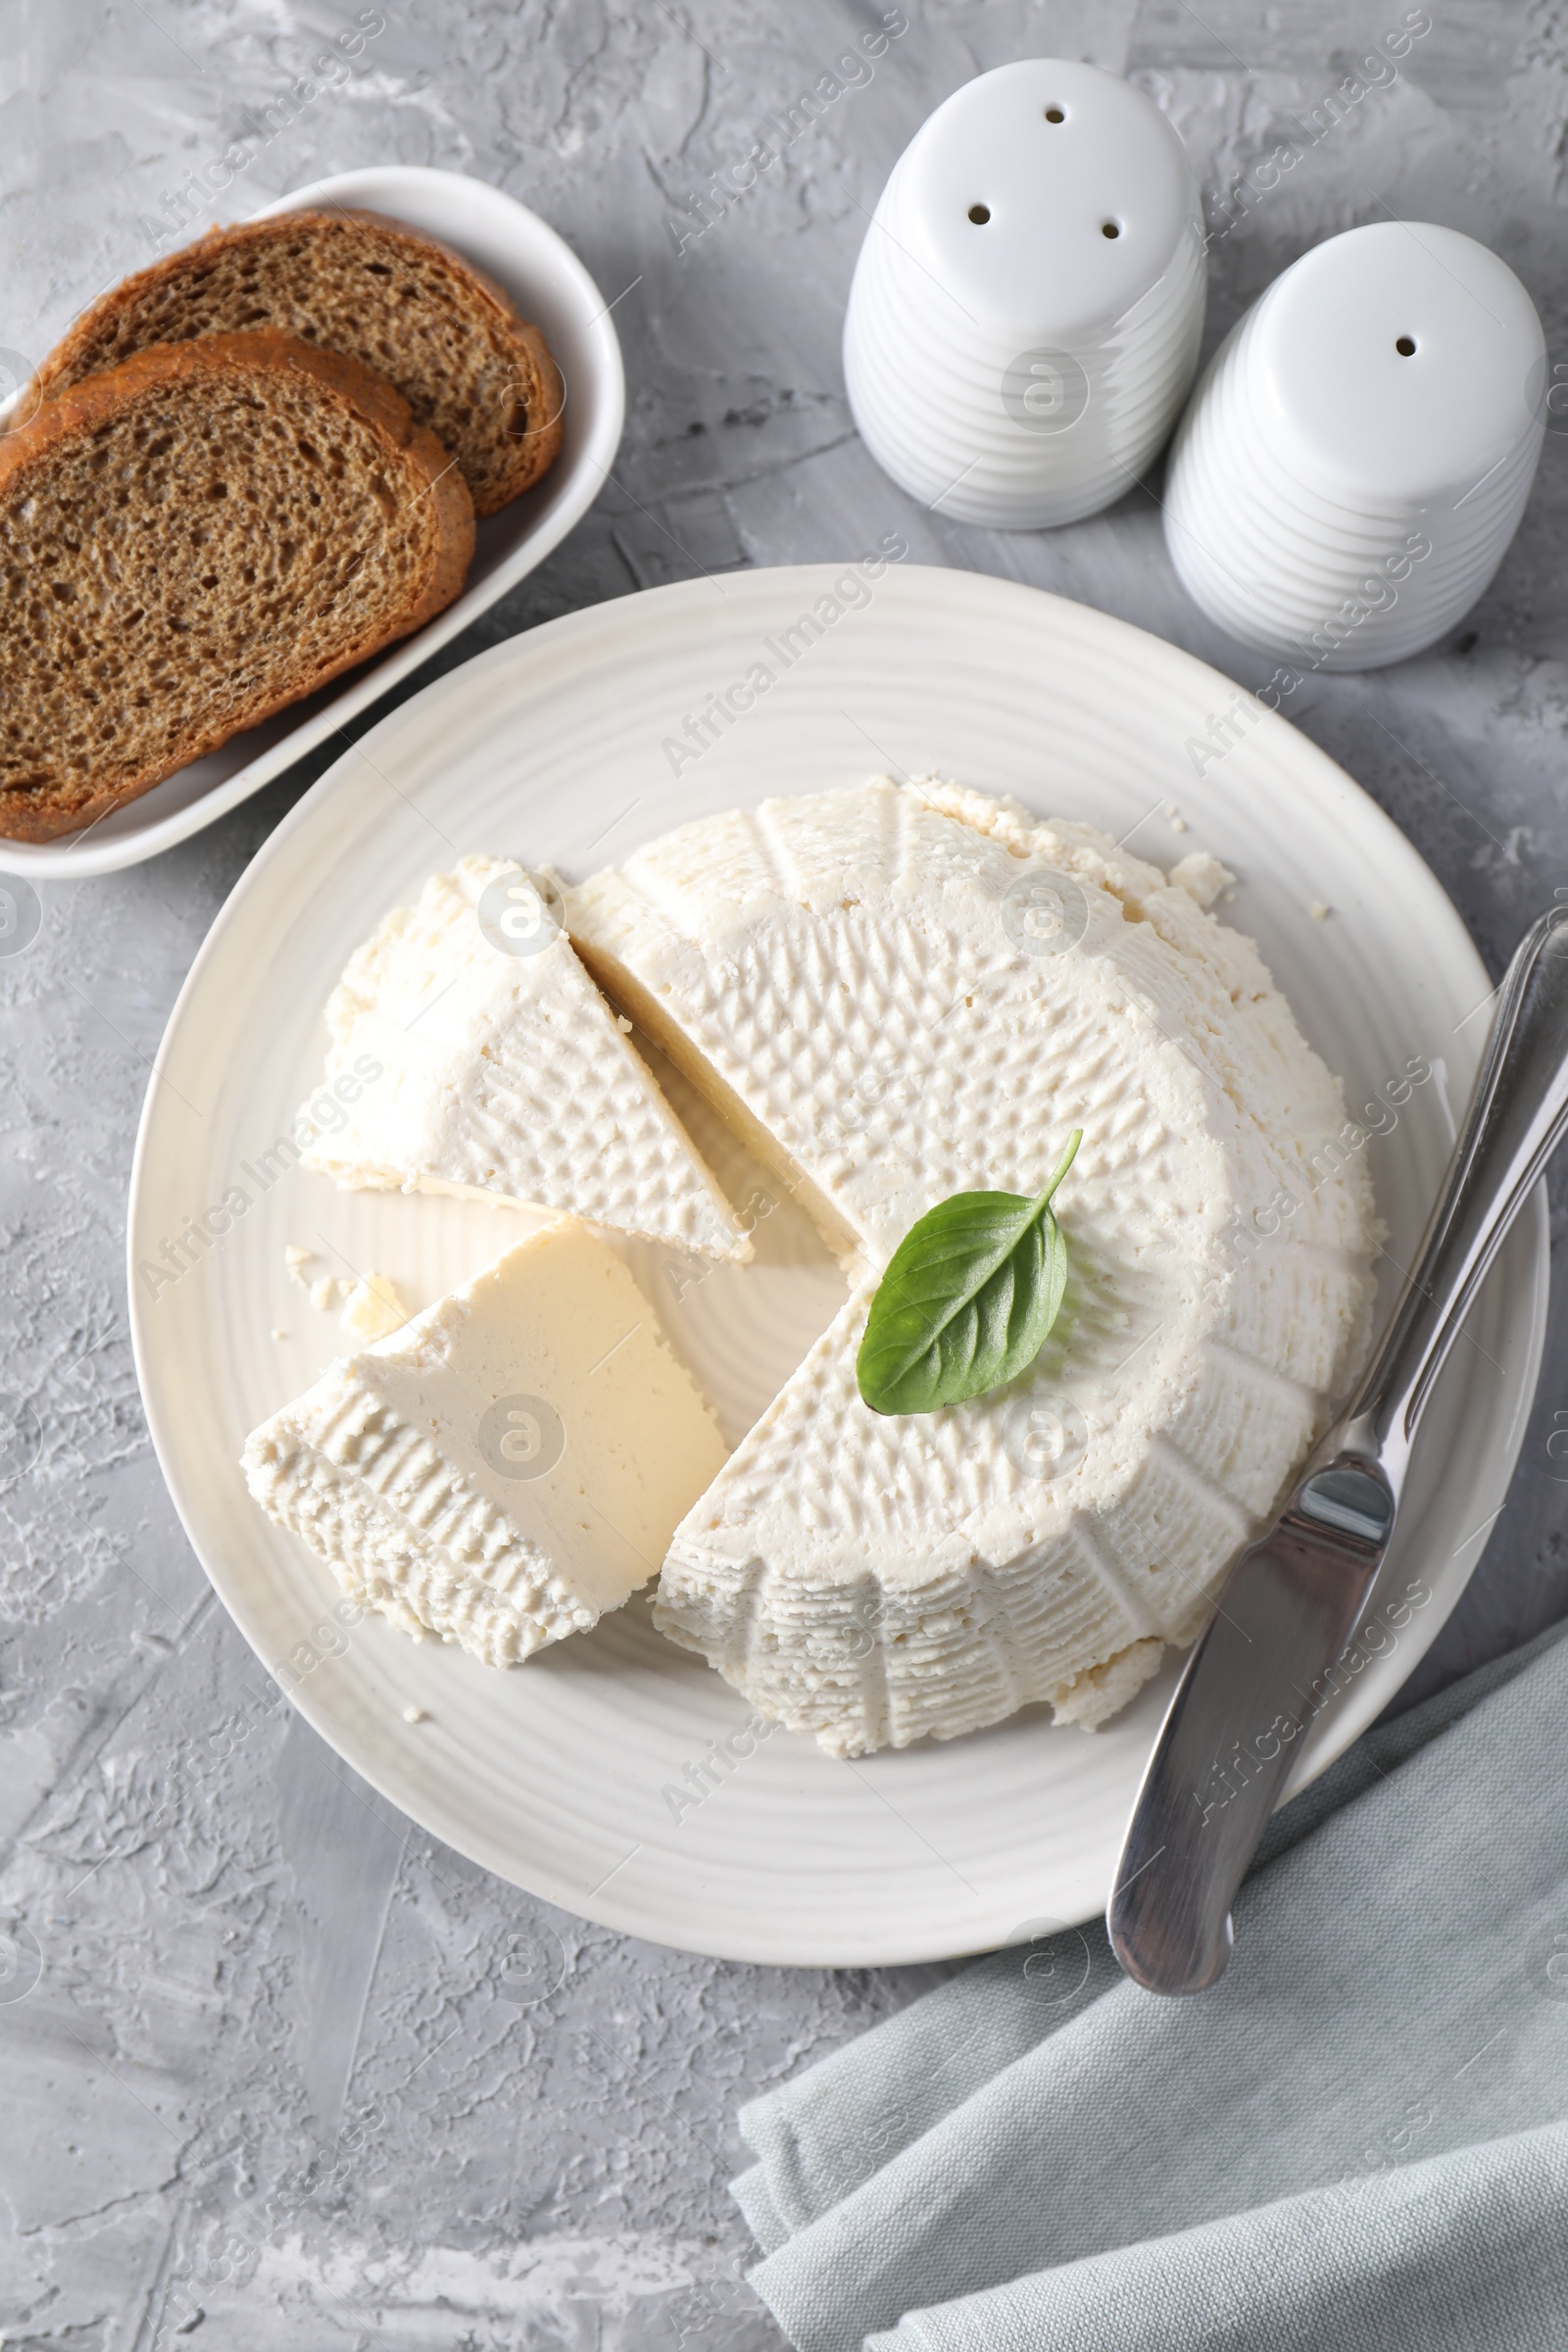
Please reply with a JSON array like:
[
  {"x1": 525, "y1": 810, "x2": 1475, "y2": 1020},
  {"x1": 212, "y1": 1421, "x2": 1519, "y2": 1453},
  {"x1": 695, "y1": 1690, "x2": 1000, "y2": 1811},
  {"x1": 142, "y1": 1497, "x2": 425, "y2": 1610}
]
[
  {"x1": 844, "y1": 60, "x2": 1206, "y2": 530},
  {"x1": 1164, "y1": 221, "x2": 1545, "y2": 670}
]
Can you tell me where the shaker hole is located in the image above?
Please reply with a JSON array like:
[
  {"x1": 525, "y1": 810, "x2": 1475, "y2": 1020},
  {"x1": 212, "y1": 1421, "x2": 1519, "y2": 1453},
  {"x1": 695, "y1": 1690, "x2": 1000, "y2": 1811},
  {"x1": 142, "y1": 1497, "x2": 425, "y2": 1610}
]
[
  {"x1": 1045, "y1": 106, "x2": 1065, "y2": 122},
  {"x1": 1396, "y1": 335, "x2": 1417, "y2": 356},
  {"x1": 968, "y1": 204, "x2": 991, "y2": 224},
  {"x1": 1102, "y1": 220, "x2": 1121, "y2": 238}
]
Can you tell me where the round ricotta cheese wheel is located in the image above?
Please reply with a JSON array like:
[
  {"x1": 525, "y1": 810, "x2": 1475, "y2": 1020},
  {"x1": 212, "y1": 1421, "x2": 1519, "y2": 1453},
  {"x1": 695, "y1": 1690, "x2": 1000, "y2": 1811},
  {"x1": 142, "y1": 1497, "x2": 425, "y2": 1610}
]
[{"x1": 566, "y1": 779, "x2": 1380, "y2": 1756}]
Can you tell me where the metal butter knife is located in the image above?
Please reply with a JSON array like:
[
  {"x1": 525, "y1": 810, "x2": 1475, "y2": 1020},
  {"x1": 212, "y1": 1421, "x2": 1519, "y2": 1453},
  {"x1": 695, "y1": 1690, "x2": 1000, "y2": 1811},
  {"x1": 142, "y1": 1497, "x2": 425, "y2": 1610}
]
[{"x1": 1108, "y1": 903, "x2": 1568, "y2": 1996}]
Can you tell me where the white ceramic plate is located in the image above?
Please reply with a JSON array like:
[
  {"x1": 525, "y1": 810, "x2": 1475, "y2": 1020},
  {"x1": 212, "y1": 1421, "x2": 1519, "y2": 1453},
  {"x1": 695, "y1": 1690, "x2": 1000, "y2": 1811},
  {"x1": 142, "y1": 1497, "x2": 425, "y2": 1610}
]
[
  {"x1": 128, "y1": 565, "x2": 1547, "y2": 1966},
  {"x1": 0, "y1": 167, "x2": 624, "y2": 880}
]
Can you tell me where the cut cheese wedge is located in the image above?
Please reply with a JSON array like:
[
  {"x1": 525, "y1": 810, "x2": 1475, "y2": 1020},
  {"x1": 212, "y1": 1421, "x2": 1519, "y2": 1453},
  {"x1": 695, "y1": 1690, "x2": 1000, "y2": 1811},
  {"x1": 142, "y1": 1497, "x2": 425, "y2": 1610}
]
[
  {"x1": 242, "y1": 1221, "x2": 729, "y2": 1666},
  {"x1": 300, "y1": 855, "x2": 746, "y2": 1260},
  {"x1": 567, "y1": 778, "x2": 1380, "y2": 1754}
]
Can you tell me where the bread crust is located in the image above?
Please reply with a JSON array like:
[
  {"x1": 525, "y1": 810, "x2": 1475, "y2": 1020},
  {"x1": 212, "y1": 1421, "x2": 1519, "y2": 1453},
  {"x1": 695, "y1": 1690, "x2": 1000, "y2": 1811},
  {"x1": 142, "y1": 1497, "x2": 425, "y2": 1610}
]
[
  {"x1": 0, "y1": 331, "x2": 475, "y2": 842},
  {"x1": 25, "y1": 209, "x2": 565, "y2": 514}
]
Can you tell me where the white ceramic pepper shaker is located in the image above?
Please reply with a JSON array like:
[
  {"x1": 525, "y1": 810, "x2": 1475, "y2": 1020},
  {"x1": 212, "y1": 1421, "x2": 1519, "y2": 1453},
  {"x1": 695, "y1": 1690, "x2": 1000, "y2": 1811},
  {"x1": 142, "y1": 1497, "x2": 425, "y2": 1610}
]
[
  {"x1": 1162, "y1": 220, "x2": 1545, "y2": 669},
  {"x1": 843, "y1": 59, "x2": 1206, "y2": 530}
]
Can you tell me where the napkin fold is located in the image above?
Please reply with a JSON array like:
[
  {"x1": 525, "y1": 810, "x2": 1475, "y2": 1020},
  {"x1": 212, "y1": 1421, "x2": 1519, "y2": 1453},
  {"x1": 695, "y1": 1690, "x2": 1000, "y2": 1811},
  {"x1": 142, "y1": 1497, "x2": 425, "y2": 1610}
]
[{"x1": 735, "y1": 1623, "x2": 1568, "y2": 2352}]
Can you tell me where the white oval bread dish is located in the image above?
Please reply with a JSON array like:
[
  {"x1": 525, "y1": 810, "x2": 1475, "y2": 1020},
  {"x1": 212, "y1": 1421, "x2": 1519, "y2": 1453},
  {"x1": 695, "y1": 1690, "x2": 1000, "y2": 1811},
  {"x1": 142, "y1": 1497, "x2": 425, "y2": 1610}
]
[{"x1": 0, "y1": 166, "x2": 624, "y2": 880}]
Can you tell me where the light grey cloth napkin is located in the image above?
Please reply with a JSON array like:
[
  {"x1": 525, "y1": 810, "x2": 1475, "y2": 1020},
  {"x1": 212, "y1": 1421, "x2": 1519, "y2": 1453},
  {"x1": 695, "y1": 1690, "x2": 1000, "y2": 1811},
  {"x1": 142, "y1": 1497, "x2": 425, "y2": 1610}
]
[{"x1": 734, "y1": 1621, "x2": 1568, "y2": 2352}]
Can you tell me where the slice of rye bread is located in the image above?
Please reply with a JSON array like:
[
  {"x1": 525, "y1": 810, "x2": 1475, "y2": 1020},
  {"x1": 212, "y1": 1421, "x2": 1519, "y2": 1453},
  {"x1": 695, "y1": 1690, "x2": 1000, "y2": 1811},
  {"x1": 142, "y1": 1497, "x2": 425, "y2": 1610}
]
[
  {"x1": 0, "y1": 330, "x2": 474, "y2": 843},
  {"x1": 24, "y1": 210, "x2": 564, "y2": 516}
]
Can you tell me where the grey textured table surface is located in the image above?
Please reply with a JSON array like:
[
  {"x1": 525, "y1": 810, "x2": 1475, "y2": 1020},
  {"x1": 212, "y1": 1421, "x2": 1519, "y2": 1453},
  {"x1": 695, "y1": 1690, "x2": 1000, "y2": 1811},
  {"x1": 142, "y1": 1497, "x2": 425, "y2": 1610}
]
[{"x1": 5, "y1": 1, "x2": 1568, "y2": 2342}]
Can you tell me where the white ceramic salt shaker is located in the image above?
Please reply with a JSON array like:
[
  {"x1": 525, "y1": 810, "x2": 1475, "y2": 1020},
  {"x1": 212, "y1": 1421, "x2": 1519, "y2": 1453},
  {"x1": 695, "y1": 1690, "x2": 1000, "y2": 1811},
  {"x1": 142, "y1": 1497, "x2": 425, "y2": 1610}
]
[
  {"x1": 1163, "y1": 220, "x2": 1545, "y2": 669},
  {"x1": 844, "y1": 59, "x2": 1206, "y2": 530}
]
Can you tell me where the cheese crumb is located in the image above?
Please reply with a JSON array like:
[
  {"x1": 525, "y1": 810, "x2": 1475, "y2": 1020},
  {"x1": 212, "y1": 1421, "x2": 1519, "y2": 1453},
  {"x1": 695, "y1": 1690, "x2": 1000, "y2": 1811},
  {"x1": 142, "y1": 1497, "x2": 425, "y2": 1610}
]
[
  {"x1": 1308, "y1": 901, "x2": 1332, "y2": 922},
  {"x1": 1170, "y1": 814, "x2": 1189, "y2": 833},
  {"x1": 616, "y1": 1014, "x2": 633, "y2": 1034},
  {"x1": 310, "y1": 1276, "x2": 342, "y2": 1313},
  {"x1": 270, "y1": 1328, "x2": 288, "y2": 1343},
  {"x1": 285, "y1": 1245, "x2": 315, "y2": 1288},
  {"x1": 1168, "y1": 851, "x2": 1236, "y2": 911},
  {"x1": 402, "y1": 1703, "x2": 426, "y2": 1725},
  {"x1": 340, "y1": 1272, "x2": 409, "y2": 1344}
]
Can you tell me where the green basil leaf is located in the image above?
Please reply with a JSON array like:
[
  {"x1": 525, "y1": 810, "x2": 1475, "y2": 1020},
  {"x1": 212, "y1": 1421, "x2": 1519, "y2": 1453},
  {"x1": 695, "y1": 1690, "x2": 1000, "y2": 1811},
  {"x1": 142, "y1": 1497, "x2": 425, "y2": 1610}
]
[{"x1": 856, "y1": 1131, "x2": 1082, "y2": 1415}]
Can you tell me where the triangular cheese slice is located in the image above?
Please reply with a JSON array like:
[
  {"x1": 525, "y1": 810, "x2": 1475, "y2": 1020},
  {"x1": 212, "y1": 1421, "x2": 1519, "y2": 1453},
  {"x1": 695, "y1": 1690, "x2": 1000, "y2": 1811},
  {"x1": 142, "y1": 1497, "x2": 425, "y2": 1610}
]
[
  {"x1": 299, "y1": 855, "x2": 746, "y2": 1259},
  {"x1": 243, "y1": 1221, "x2": 729, "y2": 1666}
]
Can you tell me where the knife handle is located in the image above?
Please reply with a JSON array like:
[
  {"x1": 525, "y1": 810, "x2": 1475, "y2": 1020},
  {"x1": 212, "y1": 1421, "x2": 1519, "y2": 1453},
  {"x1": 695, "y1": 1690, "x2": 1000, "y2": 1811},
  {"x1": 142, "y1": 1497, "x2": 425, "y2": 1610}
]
[
  {"x1": 1345, "y1": 902, "x2": 1568, "y2": 1474},
  {"x1": 1105, "y1": 1454, "x2": 1393, "y2": 1996}
]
